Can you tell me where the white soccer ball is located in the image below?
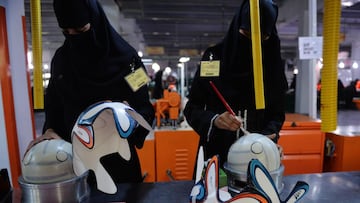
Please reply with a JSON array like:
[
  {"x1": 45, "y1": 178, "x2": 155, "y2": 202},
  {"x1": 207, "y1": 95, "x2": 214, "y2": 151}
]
[
  {"x1": 21, "y1": 139, "x2": 76, "y2": 184},
  {"x1": 227, "y1": 133, "x2": 281, "y2": 173}
]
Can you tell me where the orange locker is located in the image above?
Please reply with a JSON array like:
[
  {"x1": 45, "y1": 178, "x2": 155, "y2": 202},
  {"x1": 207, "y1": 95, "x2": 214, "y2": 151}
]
[
  {"x1": 136, "y1": 138, "x2": 156, "y2": 182},
  {"x1": 154, "y1": 129, "x2": 199, "y2": 182},
  {"x1": 279, "y1": 114, "x2": 325, "y2": 175},
  {"x1": 324, "y1": 132, "x2": 360, "y2": 172}
]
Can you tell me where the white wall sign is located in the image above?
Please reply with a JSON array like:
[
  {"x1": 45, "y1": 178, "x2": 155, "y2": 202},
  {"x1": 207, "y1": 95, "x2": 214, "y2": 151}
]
[{"x1": 298, "y1": 36, "x2": 323, "y2": 59}]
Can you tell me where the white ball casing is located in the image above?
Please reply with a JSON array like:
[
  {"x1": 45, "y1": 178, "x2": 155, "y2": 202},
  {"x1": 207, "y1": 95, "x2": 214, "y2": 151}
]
[
  {"x1": 227, "y1": 133, "x2": 281, "y2": 173},
  {"x1": 225, "y1": 133, "x2": 284, "y2": 194},
  {"x1": 21, "y1": 139, "x2": 75, "y2": 184}
]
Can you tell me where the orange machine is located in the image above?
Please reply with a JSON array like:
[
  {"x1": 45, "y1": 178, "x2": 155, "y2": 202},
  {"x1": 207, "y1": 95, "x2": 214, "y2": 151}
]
[
  {"x1": 136, "y1": 129, "x2": 199, "y2": 182},
  {"x1": 353, "y1": 98, "x2": 360, "y2": 110},
  {"x1": 136, "y1": 137, "x2": 156, "y2": 182},
  {"x1": 324, "y1": 130, "x2": 360, "y2": 172},
  {"x1": 137, "y1": 113, "x2": 326, "y2": 183},
  {"x1": 278, "y1": 114, "x2": 325, "y2": 175},
  {"x1": 155, "y1": 90, "x2": 181, "y2": 128},
  {"x1": 154, "y1": 129, "x2": 199, "y2": 182}
]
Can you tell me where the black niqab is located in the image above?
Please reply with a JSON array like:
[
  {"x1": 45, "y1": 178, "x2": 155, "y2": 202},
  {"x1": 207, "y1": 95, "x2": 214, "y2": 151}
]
[
  {"x1": 46, "y1": 0, "x2": 155, "y2": 183},
  {"x1": 52, "y1": 0, "x2": 142, "y2": 96},
  {"x1": 48, "y1": 0, "x2": 149, "y2": 140},
  {"x1": 221, "y1": 0, "x2": 278, "y2": 72},
  {"x1": 184, "y1": 0, "x2": 287, "y2": 168},
  {"x1": 239, "y1": 0, "x2": 278, "y2": 36},
  {"x1": 53, "y1": 0, "x2": 90, "y2": 29},
  {"x1": 218, "y1": 0, "x2": 285, "y2": 110}
]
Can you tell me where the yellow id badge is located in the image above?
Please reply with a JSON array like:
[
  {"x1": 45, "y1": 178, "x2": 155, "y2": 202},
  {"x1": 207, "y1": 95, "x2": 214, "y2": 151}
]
[
  {"x1": 125, "y1": 68, "x2": 150, "y2": 92},
  {"x1": 200, "y1": 61, "x2": 220, "y2": 77}
]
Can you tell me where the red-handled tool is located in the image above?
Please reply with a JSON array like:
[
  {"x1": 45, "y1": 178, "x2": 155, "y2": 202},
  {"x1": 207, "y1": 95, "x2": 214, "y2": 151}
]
[
  {"x1": 209, "y1": 81, "x2": 250, "y2": 135},
  {"x1": 209, "y1": 81, "x2": 235, "y2": 116}
]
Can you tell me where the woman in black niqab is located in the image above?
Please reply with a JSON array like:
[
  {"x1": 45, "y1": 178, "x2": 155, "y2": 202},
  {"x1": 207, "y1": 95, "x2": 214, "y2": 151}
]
[
  {"x1": 52, "y1": 0, "x2": 141, "y2": 82},
  {"x1": 184, "y1": 0, "x2": 288, "y2": 167},
  {"x1": 41, "y1": 0, "x2": 155, "y2": 183}
]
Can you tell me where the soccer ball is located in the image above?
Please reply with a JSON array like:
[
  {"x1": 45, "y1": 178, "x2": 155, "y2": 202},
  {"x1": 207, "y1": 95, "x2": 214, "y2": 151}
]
[
  {"x1": 21, "y1": 139, "x2": 75, "y2": 184},
  {"x1": 227, "y1": 133, "x2": 281, "y2": 174},
  {"x1": 224, "y1": 133, "x2": 283, "y2": 194}
]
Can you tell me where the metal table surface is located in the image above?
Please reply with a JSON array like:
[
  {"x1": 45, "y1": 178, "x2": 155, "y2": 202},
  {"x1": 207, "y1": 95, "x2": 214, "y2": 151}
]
[
  {"x1": 11, "y1": 171, "x2": 360, "y2": 203},
  {"x1": 88, "y1": 171, "x2": 360, "y2": 203},
  {"x1": 279, "y1": 171, "x2": 360, "y2": 203}
]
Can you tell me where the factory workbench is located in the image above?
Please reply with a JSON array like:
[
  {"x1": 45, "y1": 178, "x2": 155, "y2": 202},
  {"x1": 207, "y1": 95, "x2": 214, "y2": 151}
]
[
  {"x1": 88, "y1": 171, "x2": 360, "y2": 202},
  {"x1": 13, "y1": 171, "x2": 357, "y2": 203}
]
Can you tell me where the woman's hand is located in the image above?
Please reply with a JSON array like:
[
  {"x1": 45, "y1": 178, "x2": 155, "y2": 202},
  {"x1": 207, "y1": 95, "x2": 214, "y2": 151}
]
[
  {"x1": 25, "y1": 129, "x2": 62, "y2": 153},
  {"x1": 214, "y1": 111, "x2": 242, "y2": 131},
  {"x1": 266, "y1": 133, "x2": 276, "y2": 140}
]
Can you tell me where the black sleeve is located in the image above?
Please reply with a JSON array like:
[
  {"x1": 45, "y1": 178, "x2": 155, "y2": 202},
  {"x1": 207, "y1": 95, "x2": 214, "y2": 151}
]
[
  {"x1": 184, "y1": 48, "x2": 219, "y2": 144},
  {"x1": 126, "y1": 66, "x2": 155, "y2": 149},
  {"x1": 261, "y1": 35, "x2": 288, "y2": 142},
  {"x1": 42, "y1": 56, "x2": 66, "y2": 138}
]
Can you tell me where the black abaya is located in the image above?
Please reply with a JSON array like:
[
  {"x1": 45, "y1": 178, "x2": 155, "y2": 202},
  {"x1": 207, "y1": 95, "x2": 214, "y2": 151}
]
[{"x1": 44, "y1": 0, "x2": 154, "y2": 183}]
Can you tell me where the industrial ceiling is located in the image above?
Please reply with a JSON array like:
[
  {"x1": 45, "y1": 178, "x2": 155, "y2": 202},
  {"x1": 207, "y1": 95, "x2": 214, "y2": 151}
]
[{"x1": 24, "y1": 0, "x2": 360, "y2": 70}]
